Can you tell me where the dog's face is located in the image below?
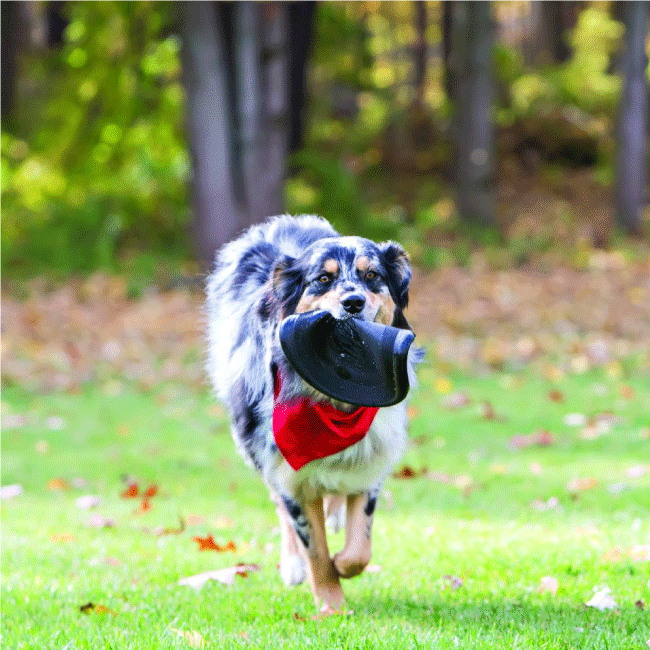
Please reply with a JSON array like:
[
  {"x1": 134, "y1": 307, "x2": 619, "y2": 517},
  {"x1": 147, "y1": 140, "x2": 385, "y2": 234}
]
[{"x1": 273, "y1": 236, "x2": 411, "y2": 329}]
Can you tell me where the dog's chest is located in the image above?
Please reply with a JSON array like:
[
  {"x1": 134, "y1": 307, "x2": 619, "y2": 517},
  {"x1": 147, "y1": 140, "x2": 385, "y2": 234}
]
[{"x1": 270, "y1": 403, "x2": 408, "y2": 496}]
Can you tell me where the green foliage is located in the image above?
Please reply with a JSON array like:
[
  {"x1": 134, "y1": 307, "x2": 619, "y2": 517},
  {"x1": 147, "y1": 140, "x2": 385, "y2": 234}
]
[
  {"x1": 496, "y1": 7, "x2": 625, "y2": 122},
  {"x1": 285, "y1": 150, "x2": 372, "y2": 237},
  {"x1": 2, "y1": 2, "x2": 190, "y2": 274}
]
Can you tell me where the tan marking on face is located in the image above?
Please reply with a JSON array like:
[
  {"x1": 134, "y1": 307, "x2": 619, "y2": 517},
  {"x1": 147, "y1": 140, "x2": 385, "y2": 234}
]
[
  {"x1": 356, "y1": 256, "x2": 370, "y2": 272},
  {"x1": 295, "y1": 286, "x2": 344, "y2": 314},
  {"x1": 366, "y1": 290, "x2": 395, "y2": 325},
  {"x1": 323, "y1": 259, "x2": 339, "y2": 275}
]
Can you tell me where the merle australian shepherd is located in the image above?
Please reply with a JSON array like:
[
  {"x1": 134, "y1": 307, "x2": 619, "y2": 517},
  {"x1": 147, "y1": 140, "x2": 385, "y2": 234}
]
[{"x1": 206, "y1": 215, "x2": 418, "y2": 613}]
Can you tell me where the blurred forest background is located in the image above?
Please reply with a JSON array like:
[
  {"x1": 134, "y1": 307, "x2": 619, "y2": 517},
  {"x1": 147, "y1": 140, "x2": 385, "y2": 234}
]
[{"x1": 1, "y1": 0, "x2": 649, "y2": 283}]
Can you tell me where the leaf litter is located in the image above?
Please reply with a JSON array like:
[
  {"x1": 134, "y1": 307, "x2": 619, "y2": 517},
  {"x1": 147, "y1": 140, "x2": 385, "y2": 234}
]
[{"x1": 3, "y1": 266, "x2": 649, "y2": 393}]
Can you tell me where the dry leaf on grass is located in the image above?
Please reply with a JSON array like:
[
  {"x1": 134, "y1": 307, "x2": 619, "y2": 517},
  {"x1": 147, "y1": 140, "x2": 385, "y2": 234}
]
[
  {"x1": 79, "y1": 602, "x2": 116, "y2": 615},
  {"x1": 510, "y1": 429, "x2": 555, "y2": 449},
  {"x1": 170, "y1": 628, "x2": 205, "y2": 648},
  {"x1": 50, "y1": 533, "x2": 76, "y2": 543},
  {"x1": 628, "y1": 545, "x2": 650, "y2": 561},
  {"x1": 392, "y1": 466, "x2": 427, "y2": 479},
  {"x1": 75, "y1": 495, "x2": 100, "y2": 510},
  {"x1": 0, "y1": 484, "x2": 23, "y2": 499},
  {"x1": 442, "y1": 391, "x2": 471, "y2": 410},
  {"x1": 143, "y1": 484, "x2": 158, "y2": 498},
  {"x1": 585, "y1": 587, "x2": 617, "y2": 610},
  {"x1": 133, "y1": 498, "x2": 152, "y2": 515},
  {"x1": 442, "y1": 575, "x2": 463, "y2": 590},
  {"x1": 193, "y1": 534, "x2": 236, "y2": 552},
  {"x1": 539, "y1": 576, "x2": 559, "y2": 595},
  {"x1": 87, "y1": 514, "x2": 115, "y2": 528},
  {"x1": 567, "y1": 477, "x2": 598, "y2": 492},
  {"x1": 178, "y1": 564, "x2": 260, "y2": 588},
  {"x1": 548, "y1": 390, "x2": 564, "y2": 403},
  {"x1": 530, "y1": 496, "x2": 559, "y2": 511},
  {"x1": 47, "y1": 478, "x2": 69, "y2": 491},
  {"x1": 121, "y1": 483, "x2": 139, "y2": 499},
  {"x1": 626, "y1": 465, "x2": 648, "y2": 479},
  {"x1": 155, "y1": 516, "x2": 186, "y2": 536},
  {"x1": 564, "y1": 413, "x2": 587, "y2": 427}
]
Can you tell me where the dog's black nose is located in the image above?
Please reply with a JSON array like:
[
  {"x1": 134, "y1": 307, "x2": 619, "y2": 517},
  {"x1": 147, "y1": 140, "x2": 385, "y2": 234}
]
[{"x1": 341, "y1": 294, "x2": 366, "y2": 314}]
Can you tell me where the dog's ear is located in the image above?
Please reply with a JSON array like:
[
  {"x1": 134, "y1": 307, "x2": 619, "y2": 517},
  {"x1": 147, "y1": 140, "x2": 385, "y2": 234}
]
[
  {"x1": 379, "y1": 241, "x2": 411, "y2": 311},
  {"x1": 271, "y1": 255, "x2": 304, "y2": 315}
]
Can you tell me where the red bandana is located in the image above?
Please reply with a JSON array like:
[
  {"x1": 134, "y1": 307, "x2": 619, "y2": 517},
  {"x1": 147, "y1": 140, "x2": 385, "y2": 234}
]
[{"x1": 272, "y1": 371, "x2": 379, "y2": 471}]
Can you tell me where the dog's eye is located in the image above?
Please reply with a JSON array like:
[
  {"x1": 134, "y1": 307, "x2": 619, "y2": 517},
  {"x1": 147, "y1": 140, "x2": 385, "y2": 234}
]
[
  {"x1": 317, "y1": 274, "x2": 331, "y2": 284},
  {"x1": 365, "y1": 271, "x2": 378, "y2": 280}
]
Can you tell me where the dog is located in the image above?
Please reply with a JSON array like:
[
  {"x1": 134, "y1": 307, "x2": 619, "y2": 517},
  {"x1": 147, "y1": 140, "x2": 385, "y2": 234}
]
[{"x1": 206, "y1": 215, "x2": 418, "y2": 613}]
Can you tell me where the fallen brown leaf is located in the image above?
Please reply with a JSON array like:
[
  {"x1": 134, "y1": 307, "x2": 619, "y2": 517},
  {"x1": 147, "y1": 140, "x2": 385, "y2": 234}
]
[
  {"x1": 87, "y1": 514, "x2": 115, "y2": 528},
  {"x1": 442, "y1": 575, "x2": 463, "y2": 590},
  {"x1": 75, "y1": 495, "x2": 100, "y2": 510},
  {"x1": 133, "y1": 498, "x2": 152, "y2": 514},
  {"x1": 178, "y1": 564, "x2": 260, "y2": 587},
  {"x1": 601, "y1": 547, "x2": 622, "y2": 562},
  {"x1": 628, "y1": 545, "x2": 650, "y2": 561},
  {"x1": 619, "y1": 384, "x2": 634, "y2": 399},
  {"x1": 47, "y1": 478, "x2": 69, "y2": 491},
  {"x1": 567, "y1": 477, "x2": 598, "y2": 492},
  {"x1": 143, "y1": 484, "x2": 158, "y2": 498},
  {"x1": 121, "y1": 483, "x2": 139, "y2": 499},
  {"x1": 392, "y1": 466, "x2": 427, "y2": 479},
  {"x1": 186, "y1": 514, "x2": 206, "y2": 525},
  {"x1": 510, "y1": 429, "x2": 555, "y2": 449},
  {"x1": 155, "y1": 516, "x2": 186, "y2": 536},
  {"x1": 539, "y1": 576, "x2": 559, "y2": 595},
  {"x1": 79, "y1": 602, "x2": 116, "y2": 615},
  {"x1": 0, "y1": 484, "x2": 23, "y2": 499},
  {"x1": 548, "y1": 390, "x2": 564, "y2": 403},
  {"x1": 480, "y1": 401, "x2": 496, "y2": 420},
  {"x1": 530, "y1": 496, "x2": 559, "y2": 511},
  {"x1": 193, "y1": 534, "x2": 237, "y2": 552},
  {"x1": 442, "y1": 391, "x2": 471, "y2": 410},
  {"x1": 170, "y1": 628, "x2": 205, "y2": 648}
]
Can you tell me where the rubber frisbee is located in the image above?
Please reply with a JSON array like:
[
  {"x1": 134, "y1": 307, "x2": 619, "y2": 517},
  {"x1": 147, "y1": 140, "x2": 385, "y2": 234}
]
[{"x1": 279, "y1": 311, "x2": 415, "y2": 407}]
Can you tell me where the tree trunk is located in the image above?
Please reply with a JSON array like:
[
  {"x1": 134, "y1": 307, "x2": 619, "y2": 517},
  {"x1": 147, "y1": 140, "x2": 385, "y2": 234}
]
[
  {"x1": 413, "y1": 0, "x2": 427, "y2": 100},
  {"x1": 183, "y1": 2, "x2": 300, "y2": 267},
  {"x1": 442, "y1": 0, "x2": 455, "y2": 101},
  {"x1": 453, "y1": 1, "x2": 495, "y2": 226},
  {"x1": 540, "y1": 1, "x2": 580, "y2": 64},
  {"x1": 1, "y1": 1, "x2": 22, "y2": 128},
  {"x1": 183, "y1": 1, "x2": 243, "y2": 266},
  {"x1": 288, "y1": 2, "x2": 316, "y2": 153},
  {"x1": 259, "y1": 2, "x2": 289, "y2": 220},
  {"x1": 615, "y1": 0, "x2": 649, "y2": 235}
]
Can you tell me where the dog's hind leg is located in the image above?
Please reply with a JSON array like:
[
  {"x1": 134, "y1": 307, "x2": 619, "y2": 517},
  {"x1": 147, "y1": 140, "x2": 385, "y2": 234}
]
[
  {"x1": 333, "y1": 484, "x2": 381, "y2": 579},
  {"x1": 323, "y1": 494, "x2": 346, "y2": 533},
  {"x1": 271, "y1": 492, "x2": 306, "y2": 586}
]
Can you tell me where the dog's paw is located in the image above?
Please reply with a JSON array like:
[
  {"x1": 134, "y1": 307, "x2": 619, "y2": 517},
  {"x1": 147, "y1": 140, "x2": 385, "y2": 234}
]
[
  {"x1": 279, "y1": 552, "x2": 306, "y2": 586},
  {"x1": 325, "y1": 503, "x2": 346, "y2": 534}
]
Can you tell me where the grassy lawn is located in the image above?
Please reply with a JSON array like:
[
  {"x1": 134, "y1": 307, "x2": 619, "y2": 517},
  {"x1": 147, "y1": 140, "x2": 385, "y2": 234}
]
[{"x1": 2, "y1": 364, "x2": 649, "y2": 649}]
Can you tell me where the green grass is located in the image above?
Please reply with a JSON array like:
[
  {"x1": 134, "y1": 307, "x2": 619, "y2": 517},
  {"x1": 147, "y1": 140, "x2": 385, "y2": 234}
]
[{"x1": 2, "y1": 367, "x2": 649, "y2": 649}]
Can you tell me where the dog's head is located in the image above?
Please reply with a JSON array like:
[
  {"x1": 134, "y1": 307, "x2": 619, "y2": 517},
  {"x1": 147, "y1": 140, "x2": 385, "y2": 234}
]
[{"x1": 272, "y1": 236, "x2": 411, "y2": 329}]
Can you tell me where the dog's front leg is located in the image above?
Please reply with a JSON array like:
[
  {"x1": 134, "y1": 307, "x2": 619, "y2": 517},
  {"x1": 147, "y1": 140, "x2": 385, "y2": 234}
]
[
  {"x1": 281, "y1": 494, "x2": 345, "y2": 613},
  {"x1": 333, "y1": 486, "x2": 380, "y2": 578}
]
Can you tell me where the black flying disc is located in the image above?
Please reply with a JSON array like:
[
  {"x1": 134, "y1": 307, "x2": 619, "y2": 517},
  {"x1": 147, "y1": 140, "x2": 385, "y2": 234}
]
[{"x1": 279, "y1": 310, "x2": 415, "y2": 407}]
